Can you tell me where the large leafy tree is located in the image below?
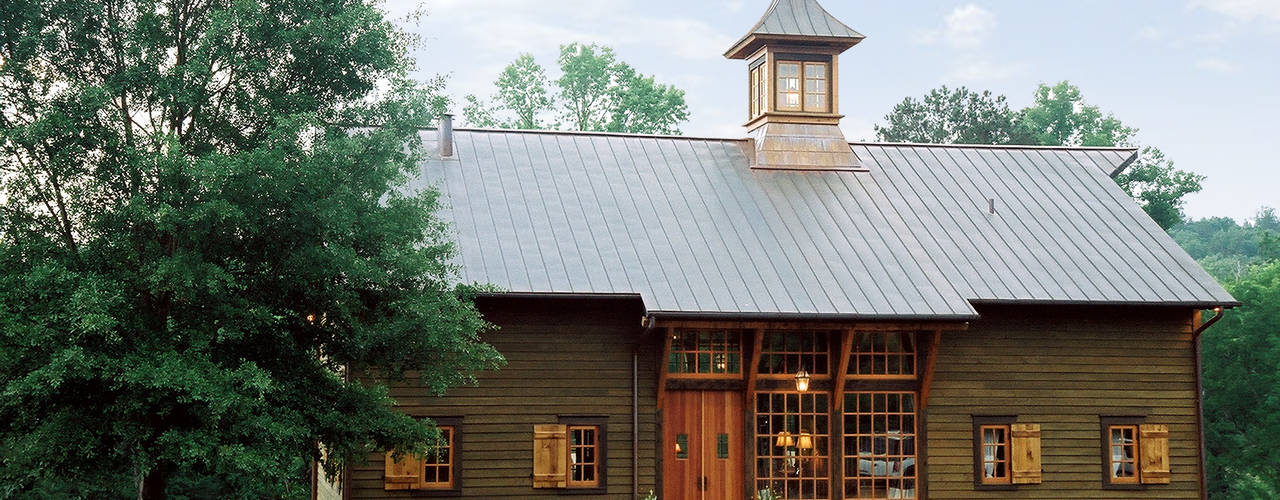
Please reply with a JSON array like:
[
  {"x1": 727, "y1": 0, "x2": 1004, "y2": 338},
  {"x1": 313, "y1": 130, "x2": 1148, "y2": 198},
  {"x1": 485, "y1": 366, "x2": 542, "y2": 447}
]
[
  {"x1": 464, "y1": 43, "x2": 690, "y2": 134},
  {"x1": 1202, "y1": 260, "x2": 1280, "y2": 499},
  {"x1": 0, "y1": 0, "x2": 501, "y2": 498},
  {"x1": 875, "y1": 81, "x2": 1202, "y2": 229}
]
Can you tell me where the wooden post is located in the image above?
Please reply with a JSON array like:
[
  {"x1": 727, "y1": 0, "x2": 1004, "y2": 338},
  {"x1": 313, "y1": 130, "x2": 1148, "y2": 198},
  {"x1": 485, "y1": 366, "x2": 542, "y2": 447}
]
[
  {"x1": 657, "y1": 328, "x2": 670, "y2": 412},
  {"x1": 834, "y1": 329, "x2": 853, "y2": 412},
  {"x1": 919, "y1": 331, "x2": 942, "y2": 410}
]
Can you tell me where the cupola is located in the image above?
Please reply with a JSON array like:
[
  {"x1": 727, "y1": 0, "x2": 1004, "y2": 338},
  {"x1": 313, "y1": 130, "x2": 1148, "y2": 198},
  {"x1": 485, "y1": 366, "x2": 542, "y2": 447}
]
[{"x1": 726, "y1": 0, "x2": 866, "y2": 171}]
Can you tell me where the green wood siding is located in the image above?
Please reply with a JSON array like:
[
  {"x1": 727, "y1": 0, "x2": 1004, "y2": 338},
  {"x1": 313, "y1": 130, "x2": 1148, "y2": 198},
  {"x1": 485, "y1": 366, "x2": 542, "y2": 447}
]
[
  {"x1": 925, "y1": 305, "x2": 1201, "y2": 499},
  {"x1": 347, "y1": 298, "x2": 657, "y2": 499}
]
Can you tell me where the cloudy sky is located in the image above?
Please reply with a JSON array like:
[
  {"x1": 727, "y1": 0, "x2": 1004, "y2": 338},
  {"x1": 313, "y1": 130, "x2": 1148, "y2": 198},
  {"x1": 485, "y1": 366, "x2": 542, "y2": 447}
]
[{"x1": 383, "y1": 0, "x2": 1279, "y2": 221}]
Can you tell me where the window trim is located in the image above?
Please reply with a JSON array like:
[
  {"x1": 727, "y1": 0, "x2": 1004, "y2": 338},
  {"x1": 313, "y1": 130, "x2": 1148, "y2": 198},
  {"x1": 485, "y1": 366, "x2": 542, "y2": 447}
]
[
  {"x1": 972, "y1": 416, "x2": 1017, "y2": 490},
  {"x1": 1100, "y1": 416, "x2": 1146, "y2": 490},
  {"x1": 420, "y1": 416, "x2": 464, "y2": 496},
  {"x1": 559, "y1": 416, "x2": 608, "y2": 493}
]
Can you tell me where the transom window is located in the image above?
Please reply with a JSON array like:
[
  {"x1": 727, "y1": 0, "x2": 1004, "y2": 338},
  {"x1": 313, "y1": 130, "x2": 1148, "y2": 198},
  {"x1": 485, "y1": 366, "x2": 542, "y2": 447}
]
[
  {"x1": 775, "y1": 60, "x2": 828, "y2": 113},
  {"x1": 756, "y1": 392, "x2": 831, "y2": 499},
  {"x1": 850, "y1": 331, "x2": 916, "y2": 378},
  {"x1": 759, "y1": 330, "x2": 831, "y2": 377},
  {"x1": 979, "y1": 425, "x2": 1010, "y2": 484},
  {"x1": 843, "y1": 392, "x2": 917, "y2": 500},
  {"x1": 568, "y1": 426, "x2": 600, "y2": 487},
  {"x1": 668, "y1": 329, "x2": 743, "y2": 376},
  {"x1": 422, "y1": 426, "x2": 454, "y2": 489},
  {"x1": 1108, "y1": 425, "x2": 1139, "y2": 484}
]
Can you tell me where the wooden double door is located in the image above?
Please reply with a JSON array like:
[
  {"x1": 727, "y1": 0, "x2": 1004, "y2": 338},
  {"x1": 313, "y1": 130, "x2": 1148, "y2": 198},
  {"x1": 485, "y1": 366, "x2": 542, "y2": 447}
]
[{"x1": 664, "y1": 390, "x2": 744, "y2": 500}]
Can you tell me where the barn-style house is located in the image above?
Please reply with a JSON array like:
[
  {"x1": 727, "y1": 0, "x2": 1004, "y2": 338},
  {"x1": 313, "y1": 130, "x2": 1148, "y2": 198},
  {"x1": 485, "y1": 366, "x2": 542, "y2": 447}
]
[{"x1": 336, "y1": 0, "x2": 1236, "y2": 498}]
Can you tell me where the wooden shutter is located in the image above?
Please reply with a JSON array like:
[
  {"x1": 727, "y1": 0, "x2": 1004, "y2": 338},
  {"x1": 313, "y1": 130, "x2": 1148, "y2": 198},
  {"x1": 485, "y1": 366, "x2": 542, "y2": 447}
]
[
  {"x1": 1010, "y1": 423, "x2": 1042, "y2": 484},
  {"x1": 384, "y1": 450, "x2": 421, "y2": 491},
  {"x1": 532, "y1": 424, "x2": 568, "y2": 488},
  {"x1": 1140, "y1": 424, "x2": 1171, "y2": 484}
]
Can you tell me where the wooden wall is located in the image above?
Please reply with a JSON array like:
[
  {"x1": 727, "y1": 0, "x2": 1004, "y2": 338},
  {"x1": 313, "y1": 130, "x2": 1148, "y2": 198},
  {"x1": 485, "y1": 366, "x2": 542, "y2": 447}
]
[
  {"x1": 925, "y1": 304, "x2": 1201, "y2": 499},
  {"x1": 347, "y1": 297, "x2": 657, "y2": 499}
]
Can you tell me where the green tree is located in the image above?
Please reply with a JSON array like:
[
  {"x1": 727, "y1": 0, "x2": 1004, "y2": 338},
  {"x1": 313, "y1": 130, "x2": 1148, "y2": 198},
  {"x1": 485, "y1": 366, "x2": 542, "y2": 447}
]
[
  {"x1": 556, "y1": 43, "x2": 618, "y2": 131},
  {"x1": 1019, "y1": 81, "x2": 1135, "y2": 147},
  {"x1": 1112, "y1": 147, "x2": 1205, "y2": 230},
  {"x1": 0, "y1": 0, "x2": 501, "y2": 497},
  {"x1": 1203, "y1": 261, "x2": 1280, "y2": 499},
  {"x1": 873, "y1": 86, "x2": 1027, "y2": 144},
  {"x1": 463, "y1": 44, "x2": 690, "y2": 134},
  {"x1": 463, "y1": 53, "x2": 553, "y2": 129}
]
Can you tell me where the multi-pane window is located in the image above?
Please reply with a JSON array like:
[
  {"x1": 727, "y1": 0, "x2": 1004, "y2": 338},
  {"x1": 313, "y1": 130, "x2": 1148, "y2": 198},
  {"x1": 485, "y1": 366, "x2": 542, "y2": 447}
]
[
  {"x1": 1108, "y1": 425, "x2": 1139, "y2": 484},
  {"x1": 669, "y1": 329, "x2": 743, "y2": 376},
  {"x1": 422, "y1": 426, "x2": 455, "y2": 489},
  {"x1": 776, "y1": 62, "x2": 802, "y2": 111},
  {"x1": 803, "y1": 62, "x2": 828, "y2": 112},
  {"x1": 850, "y1": 331, "x2": 916, "y2": 378},
  {"x1": 568, "y1": 426, "x2": 600, "y2": 487},
  {"x1": 756, "y1": 392, "x2": 831, "y2": 499},
  {"x1": 843, "y1": 392, "x2": 917, "y2": 500},
  {"x1": 775, "y1": 60, "x2": 829, "y2": 113},
  {"x1": 750, "y1": 66, "x2": 761, "y2": 117},
  {"x1": 979, "y1": 425, "x2": 1010, "y2": 484},
  {"x1": 759, "y1": 330, "x2": 831, "y2": 377}
]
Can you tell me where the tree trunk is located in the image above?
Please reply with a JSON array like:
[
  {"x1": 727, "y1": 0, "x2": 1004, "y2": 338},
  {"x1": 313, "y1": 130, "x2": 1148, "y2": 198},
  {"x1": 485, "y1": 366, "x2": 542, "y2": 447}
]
[{"x1": 138, "y1": 463, "x2": 171, "y2": 500}]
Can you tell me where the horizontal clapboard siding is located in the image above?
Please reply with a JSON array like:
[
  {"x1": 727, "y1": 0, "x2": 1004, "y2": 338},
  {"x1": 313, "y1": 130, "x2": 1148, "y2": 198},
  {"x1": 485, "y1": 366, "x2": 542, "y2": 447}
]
[
  {"x1": 348, "y1": 297, "x2": 656, "y2": 499},
  {"x1": 926, "y1": 305, "x2": 1201, "y2": 499}
]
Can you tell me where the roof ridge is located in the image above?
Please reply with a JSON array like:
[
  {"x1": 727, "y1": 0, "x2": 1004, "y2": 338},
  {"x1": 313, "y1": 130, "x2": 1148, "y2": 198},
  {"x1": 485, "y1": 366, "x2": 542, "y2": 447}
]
[
  {"x1": 852, "y1": 141, "x2": 1140, "y2": 152},
  {"x1": 439, "y1": 126, "x2": 748, "y2": 143}
]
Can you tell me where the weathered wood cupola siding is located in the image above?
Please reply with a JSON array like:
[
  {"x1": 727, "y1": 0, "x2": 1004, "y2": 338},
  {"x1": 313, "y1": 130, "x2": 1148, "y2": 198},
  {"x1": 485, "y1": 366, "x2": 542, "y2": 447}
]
[{"x1": 727, "y1": 0, "x2": 865, "y2": 171}]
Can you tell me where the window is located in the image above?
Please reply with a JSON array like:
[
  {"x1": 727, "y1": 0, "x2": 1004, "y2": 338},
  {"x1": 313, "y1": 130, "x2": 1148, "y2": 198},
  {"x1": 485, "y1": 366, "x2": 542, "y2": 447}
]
[
  {"x1": 533, "y1": 418, "x2": 608, "y2": 491},
  {"x1": 803, "y1": 62, "x2": 828, "y2": 112},
  {"x1": 759, "y1": 330, "x2": 831, "y2": 377},
  {"x1": 776, "y1": 62, "x2": 801, "y2": 111},
  {"x1": 421, "y1": 426, "x2": 455, "y2": 489},
  {"x1": 972, "y1": 417, "x2": 1041, "y2": 489},
  {"x1": 843, "y1": 392, "x2": 917, "y2": 500},
  {"x1": 384, "y1": 417, "x2": 462, "y2": 494},
  {"x1": 775, "y1": 60, "x2": 828, "y2": 113},
  {"x1": 756, "y1": 392, "x2": 831, "y2": 499},
  {"x1": 568, "y1": 426, "x2": 600, "y2": 487},
  {"x1": 849, "y1": 331, "x2": 916, "y2": 378},
  {"x1": 1100, "y1": 417, "x2": 1171, "y2": 487},
  {"x1": 750, "y1": 58, "x2": 768, "y2": 118},
  {"x1": 668, "y1": 329, "x2": 743, "y2": 376}
]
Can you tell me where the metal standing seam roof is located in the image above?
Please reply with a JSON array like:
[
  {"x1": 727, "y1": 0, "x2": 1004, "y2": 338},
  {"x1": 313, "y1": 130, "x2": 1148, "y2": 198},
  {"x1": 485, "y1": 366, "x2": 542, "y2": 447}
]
[
  {"x1": 744, "y1": 0, "x2": 864, "y2": 40},
  {"x1": 410, "y1": 129, "x2": 1237, "y2": 319}
]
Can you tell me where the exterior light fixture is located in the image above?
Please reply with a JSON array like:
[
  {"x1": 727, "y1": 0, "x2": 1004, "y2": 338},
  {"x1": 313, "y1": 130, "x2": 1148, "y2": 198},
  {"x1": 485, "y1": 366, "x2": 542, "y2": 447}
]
[{"x1": 795, "y1": 369, "x2": 811, "y2": 392}]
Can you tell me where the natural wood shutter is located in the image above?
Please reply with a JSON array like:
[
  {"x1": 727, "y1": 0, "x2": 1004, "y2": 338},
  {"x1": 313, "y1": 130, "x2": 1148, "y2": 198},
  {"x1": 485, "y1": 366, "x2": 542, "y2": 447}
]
[
  {"x1": 1010, "y1": 423, "x2": 1042, "y2": 484},
  {"x1": 532, "y1": 424, "x2": 568, "y2": 488},
  {"x1": 384, "y1": 450, "x2": 422, "y2": 491},
  {"x1": 1139, "y1": 424, "x2": 1171, "y2": 484}
]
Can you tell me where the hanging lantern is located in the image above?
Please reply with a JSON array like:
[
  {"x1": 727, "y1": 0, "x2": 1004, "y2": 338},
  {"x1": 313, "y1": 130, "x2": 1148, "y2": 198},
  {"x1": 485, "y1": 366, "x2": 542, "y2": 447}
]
[{"x1": 794, "y1": 369, "x2": 811, "y2": 392}]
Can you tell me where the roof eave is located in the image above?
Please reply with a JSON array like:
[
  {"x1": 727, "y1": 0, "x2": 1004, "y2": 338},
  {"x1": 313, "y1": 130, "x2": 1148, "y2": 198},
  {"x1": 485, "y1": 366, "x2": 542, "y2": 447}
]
[{"x1": 724, "y1": 33, "x2": 864, "y2": 59}]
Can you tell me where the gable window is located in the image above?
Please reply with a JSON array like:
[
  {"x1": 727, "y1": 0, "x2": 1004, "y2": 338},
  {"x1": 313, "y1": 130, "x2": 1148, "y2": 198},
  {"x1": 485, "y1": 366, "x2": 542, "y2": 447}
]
[
  {"x1": 384, "y1": 417, "x2": 463, "y2": 494},
  {"x1": 1100, "y1": 417, "x2": 1170, "y2": 488},
  {"x1": 775, "y1": 60, "x2": 829, "y2": 113},
  {"x1": 669, "y1": 329, "x2": 744, "y2": 377},
  {"x1": 972, "y1": 416, "x2": 1041, "y2": 489},
  {"x1": 850, "y1": 331, "x2": 916, "y2": 378},
  {"x1": 759, "y1": 330, "x2": 831, "y2": 377}
]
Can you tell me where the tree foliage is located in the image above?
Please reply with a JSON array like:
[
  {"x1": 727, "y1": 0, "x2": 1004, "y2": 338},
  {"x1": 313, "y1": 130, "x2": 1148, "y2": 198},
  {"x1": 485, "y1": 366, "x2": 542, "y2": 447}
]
[
  {"x1": 1171, "y1": 208, "x2": 1280, "y2": 281},
  {"x1": 463, "y1": 43, "x2": 689, "y2": 134},
  {"x1": 875, "y1": 81, "x2": 1203, "y2": 228},
  {"x1": 0, "y1": 0, "x2": 501, "y2": 497}
]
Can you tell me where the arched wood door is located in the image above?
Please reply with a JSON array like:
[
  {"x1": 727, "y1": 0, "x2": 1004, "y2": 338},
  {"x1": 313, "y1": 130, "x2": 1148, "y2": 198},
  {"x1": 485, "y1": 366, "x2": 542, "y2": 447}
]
[{"x1": 664, "y1": 391, "x2": 744, "y2": 500}]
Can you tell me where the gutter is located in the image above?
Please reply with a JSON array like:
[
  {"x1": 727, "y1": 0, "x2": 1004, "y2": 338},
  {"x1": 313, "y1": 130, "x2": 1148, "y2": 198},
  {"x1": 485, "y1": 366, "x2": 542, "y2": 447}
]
[{"x1": 1192, "y1": 307, "x2": 1225, "y2": 500}]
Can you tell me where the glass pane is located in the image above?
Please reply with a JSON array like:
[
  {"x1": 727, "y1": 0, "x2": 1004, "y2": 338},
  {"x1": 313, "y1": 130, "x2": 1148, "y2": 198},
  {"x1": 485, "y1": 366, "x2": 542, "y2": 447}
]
[{"x1": 805, "y1": 63, "x2": 826, "y2": 78}]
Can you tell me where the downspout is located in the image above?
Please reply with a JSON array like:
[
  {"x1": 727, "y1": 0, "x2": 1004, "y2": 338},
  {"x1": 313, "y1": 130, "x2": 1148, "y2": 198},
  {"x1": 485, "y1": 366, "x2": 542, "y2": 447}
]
[
  {"x1": 634, "y1": 314, "x2": 654, "y2": 498},
  {"x1": 1193, "y1": 307, "x2": 1224, "y2": 500}
]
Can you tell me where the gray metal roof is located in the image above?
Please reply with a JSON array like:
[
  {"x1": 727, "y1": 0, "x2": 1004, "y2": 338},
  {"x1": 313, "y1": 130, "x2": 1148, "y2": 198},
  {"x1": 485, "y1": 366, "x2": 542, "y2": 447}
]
[
  {"x1": 725, "y1": 0, "x2": 866, "y2": 59},
  {"x1": 411, "y1": 130, "x2": 1236, "y2": 319}
]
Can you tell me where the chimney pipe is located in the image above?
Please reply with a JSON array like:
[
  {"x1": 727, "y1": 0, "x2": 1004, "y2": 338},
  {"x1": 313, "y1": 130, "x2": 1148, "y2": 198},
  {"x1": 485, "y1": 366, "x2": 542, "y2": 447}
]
[{"x1": 438, "y1": 113, "x2": 453, "y2": 158}]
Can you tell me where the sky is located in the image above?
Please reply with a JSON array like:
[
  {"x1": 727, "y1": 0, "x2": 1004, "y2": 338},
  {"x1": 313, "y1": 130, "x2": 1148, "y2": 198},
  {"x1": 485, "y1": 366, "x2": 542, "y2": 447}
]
[{"x1": 382, "y1": 0, "x2": 1280, "y2": 221}]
